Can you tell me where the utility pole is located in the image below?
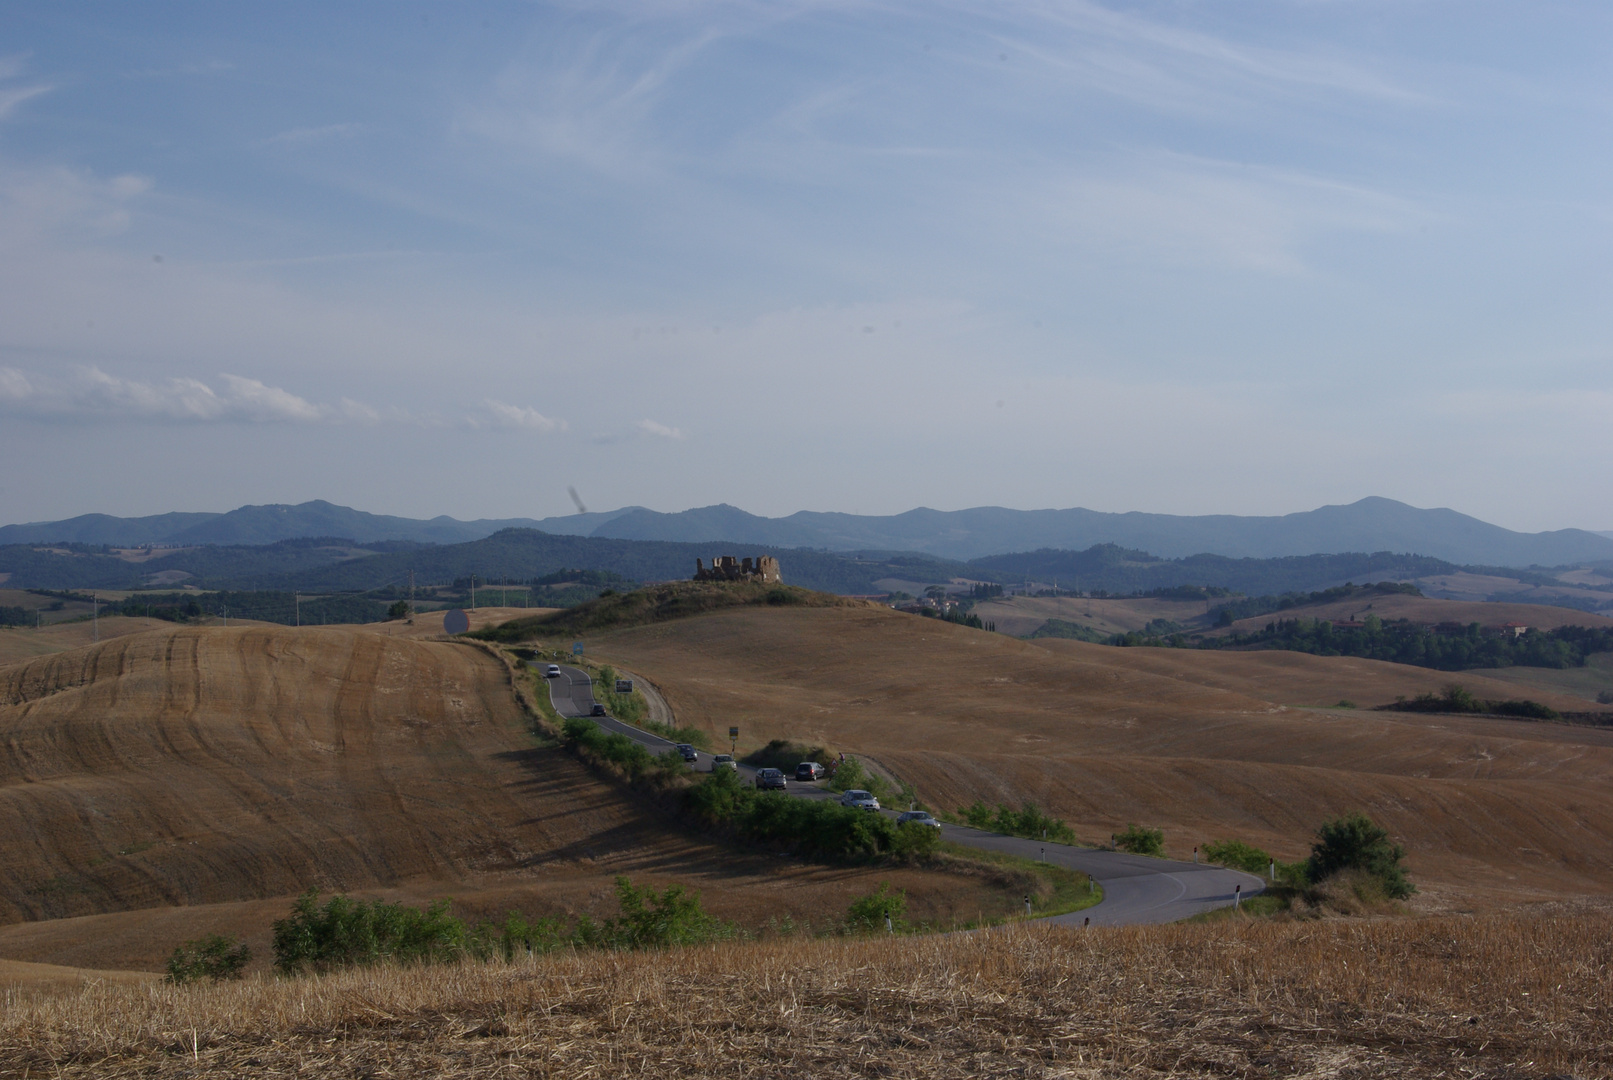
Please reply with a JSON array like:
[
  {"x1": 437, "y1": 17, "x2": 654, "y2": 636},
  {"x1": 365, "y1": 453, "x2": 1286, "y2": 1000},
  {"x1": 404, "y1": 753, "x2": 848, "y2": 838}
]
[
  {"x1": 470, "y1": 575, "x2": 476, "y2": 610},
  {"x1": 92, "y1": 593, "x2": 98, "y2": 643},
  {"x1": 295, "y1": 592, "x2": 300, "y2": 627}
]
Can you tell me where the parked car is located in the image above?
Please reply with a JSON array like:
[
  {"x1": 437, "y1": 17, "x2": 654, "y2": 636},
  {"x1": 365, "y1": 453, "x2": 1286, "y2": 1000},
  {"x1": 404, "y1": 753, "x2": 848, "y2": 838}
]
[
  {"x1": 711, "y1": 754, "x2": 738, "y2": 773},
  {"x1": 544, "y1": 664, "x2": 561, "y2": 678},
  {"x1": 839, "y1": 789, "x2": 880, "y2": 811},
  {"x1": 896, "y1": 810, "x2": 942, "y2": 830},
  {"x1": 795, "y1": 762, "x2": 825, "y2": 781},
  {"x1": 754, "y1": 767, "x2": 787, "y2": 791},
  {"x1": 590, "y1": 703, "x2": 607, "y2": 716},
  {"x1": 675, "y1": 743, "x2": 699, "y2": 762}
]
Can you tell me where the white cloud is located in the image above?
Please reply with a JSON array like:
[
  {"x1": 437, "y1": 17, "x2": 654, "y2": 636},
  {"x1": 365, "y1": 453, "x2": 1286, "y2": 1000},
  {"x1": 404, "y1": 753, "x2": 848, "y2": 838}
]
[
  {"x1": 216, "y1": 374, "x2": 326, "y2": 422},
  {"x1": 475, "y1": 398, "x2": 566, "y2": 431},
  {"x1": 0, "y1": 365, "x2": 32, "y2": 401},
  {"x1": 637, "y1": 418, "x2": 684, "y2": 440},
  {"x1": 339, "y1": 397, "x2": 381, "y2": 423},
  {"x1": 0, "y1": 366, "x2": 328, "y2": 423}
]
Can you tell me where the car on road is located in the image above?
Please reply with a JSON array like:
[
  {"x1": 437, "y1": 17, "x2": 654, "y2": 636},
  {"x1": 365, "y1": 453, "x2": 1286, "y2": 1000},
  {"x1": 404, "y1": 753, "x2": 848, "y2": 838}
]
[
  {"x1": 544, "y1": 664, "x2": 561, "y2": 678},
  {"x1": 839, "y1": 789, "x2": 880, "y2": 811},
  {"x1": 675, "y1": 743, "x2": 699, "y2": 762},
  {"x1": 590, "y1": 703, "x2": 607, "y2": 716},
  {"x1": 896, "y1": 810, "x2": 942, "y2": 830},
  {"x1": 795, "y1": 762, "x2": 825, "y2": 781},
  {"x1": 711, "y1": 754, "x2": 738, "y2": 773},
  {"x1": 754, "y1": 767, "x2": 787, "y2": 791}
]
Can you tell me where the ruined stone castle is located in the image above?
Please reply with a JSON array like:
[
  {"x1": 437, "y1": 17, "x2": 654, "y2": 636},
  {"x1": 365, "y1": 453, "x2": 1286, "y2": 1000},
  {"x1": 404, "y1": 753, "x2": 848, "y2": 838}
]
[{"x1": 693, "y1": 555, "x2": 782, "y2": 584}]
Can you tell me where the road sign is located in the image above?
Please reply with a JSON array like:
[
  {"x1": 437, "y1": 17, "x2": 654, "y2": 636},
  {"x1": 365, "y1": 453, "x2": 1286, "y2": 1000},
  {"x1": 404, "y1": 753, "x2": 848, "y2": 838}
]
[
  {"x1": 442, "y1": 608, "x2": 470, "y2": 635},
  {"x1": 615, "y1": 679, "x2": 633, "y2": 694},
  {"x1": 729, "y1": 724, "x2": 739, "y2": 754},
  {"x1": 572, "y1": 641, "x2": 584, "y2": 655},
  {"x1": 729, "y1": 726, "x2": 739, "y2": 739}
]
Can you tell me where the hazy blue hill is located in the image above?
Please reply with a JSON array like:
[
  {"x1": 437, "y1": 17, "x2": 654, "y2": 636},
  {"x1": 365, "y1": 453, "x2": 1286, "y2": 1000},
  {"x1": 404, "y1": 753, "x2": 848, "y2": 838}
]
[
  {"x1": 0, "y1": 511, "x2": 221, "y2": 546},
  {"x1": 6, "y1": 497, "x2": 1610, "y2": 567},
  {"x1": 576, "y1": 497, "x2": 1613, "y2": 566}
]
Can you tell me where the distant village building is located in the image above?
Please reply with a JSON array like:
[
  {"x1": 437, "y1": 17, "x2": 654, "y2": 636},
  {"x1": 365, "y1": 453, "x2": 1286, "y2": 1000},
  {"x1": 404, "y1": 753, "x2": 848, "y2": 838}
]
[
  {"x1": 1500, "y1": 621, "x2": 1530, "y2": 638},
  {"x1": 694, "y1": 555, "x2": 782, "y2": 584}
]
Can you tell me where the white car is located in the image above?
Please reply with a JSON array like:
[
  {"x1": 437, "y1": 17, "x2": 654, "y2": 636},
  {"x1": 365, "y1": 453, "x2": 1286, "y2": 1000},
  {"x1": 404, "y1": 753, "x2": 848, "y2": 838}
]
[
  {"x1": 544, "y1": 664, "x2": 561, "y2": 678},
  {"x1": 839, "y1": 789, "x2": 880, "y2": 811}
]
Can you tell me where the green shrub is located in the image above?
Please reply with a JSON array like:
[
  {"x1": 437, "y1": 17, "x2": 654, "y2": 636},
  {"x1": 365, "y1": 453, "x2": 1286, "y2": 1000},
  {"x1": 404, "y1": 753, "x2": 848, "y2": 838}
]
[
  {"x1": 271, "y1": 890, "x2": 469, "y2": 975},
  {"x1": 593, "y1": 665, "x2": 646, "y2": 723},
  {"x1": 953, "y1": 800, "x2": 1077, "y2": 844},
  {"x1": 562, "y1": 714, "x2": 688, "y2": 785},
  {"x1": 387, "y1": 600, "x2": 411, "y2": 619},
  {"x1": 845, "y1": 882, "x2": 907, "y2": 933},
  {"x1": 589, "y1": 876, "x2": 731, "y2": 948},
  {"x1": 1304, "y1": 812, "x2": 1414, "y2": 899},
  {"x1": 685, "y1": 770, "x2": 920, "y2": 862},
  {"x1": 1113, "y1": 823, "x2": 1164, "y2": 856},
  {"x1": 1201, "y1": 839, "x2": 1270, "y2": 874},
  {"x1": 165, "y1": 934, "x2": 252, "y2": 983}
]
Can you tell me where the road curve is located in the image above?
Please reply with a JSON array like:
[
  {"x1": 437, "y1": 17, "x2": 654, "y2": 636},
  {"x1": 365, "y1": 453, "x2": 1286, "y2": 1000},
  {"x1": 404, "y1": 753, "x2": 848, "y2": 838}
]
[{"x1": 539, "y1": 663, "x2": 1264, "y2": 926}]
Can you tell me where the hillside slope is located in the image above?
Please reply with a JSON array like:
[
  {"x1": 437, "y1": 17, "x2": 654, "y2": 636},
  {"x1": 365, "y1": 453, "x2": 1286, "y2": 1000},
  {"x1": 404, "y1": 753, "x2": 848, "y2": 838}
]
[
  {"x1": 0, "y1": 624, "x2": 1013, "y2": 971},
  {"x1": 578, "y1": 604, "x2": 1613, "y2": 908}
]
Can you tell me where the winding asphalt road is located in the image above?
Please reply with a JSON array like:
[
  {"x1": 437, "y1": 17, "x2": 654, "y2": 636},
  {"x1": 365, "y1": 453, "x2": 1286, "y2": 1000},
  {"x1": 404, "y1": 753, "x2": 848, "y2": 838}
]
[{"x1": 541, "y1": 663, "x2": 1264, "y2": 926}]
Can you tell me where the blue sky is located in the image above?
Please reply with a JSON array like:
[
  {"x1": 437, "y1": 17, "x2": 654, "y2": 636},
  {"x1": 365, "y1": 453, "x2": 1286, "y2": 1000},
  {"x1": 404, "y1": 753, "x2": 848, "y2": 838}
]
[{"x1": 1, "y1": 2, "x2": 1609, "y2": 531}]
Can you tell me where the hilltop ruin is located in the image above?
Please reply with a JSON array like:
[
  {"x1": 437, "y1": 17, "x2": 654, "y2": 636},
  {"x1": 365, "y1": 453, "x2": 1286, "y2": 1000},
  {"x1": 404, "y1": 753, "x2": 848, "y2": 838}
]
[{"x1": 694, "y1": 555, "x2": 782, "y2": 584}]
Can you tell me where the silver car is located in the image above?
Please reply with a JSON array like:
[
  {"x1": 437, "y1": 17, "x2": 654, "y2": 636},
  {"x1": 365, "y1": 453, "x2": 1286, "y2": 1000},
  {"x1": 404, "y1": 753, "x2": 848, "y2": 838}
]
[
  {"x1": 896, "y1": 810, "x2": 942, "y2": 830},
  {"x1": 839, "y1": 789, "x2": 880, "y2": 811}
]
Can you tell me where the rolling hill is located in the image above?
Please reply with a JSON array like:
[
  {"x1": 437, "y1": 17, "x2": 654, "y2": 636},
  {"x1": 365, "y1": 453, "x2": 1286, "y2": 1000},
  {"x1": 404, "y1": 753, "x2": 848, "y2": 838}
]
[
  {"x1": 0, "y1": 623, "x2": 1011, "y2": 972},
  {"x1": 570, "y1": 601, "x2": 1613, "y2": 910}
]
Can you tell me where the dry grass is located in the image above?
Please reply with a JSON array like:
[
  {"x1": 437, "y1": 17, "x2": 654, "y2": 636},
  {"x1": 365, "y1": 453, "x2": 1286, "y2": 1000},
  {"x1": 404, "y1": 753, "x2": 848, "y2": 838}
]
[{"x1": 2, "y1": 910, "x2": 1607, "y2": 1078}]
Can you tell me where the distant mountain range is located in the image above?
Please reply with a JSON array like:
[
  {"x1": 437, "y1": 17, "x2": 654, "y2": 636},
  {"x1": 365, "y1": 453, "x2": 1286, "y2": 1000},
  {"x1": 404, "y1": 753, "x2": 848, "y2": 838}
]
[{"x1": 4, "y1": 496, "x2": 1611, "y2": 567}]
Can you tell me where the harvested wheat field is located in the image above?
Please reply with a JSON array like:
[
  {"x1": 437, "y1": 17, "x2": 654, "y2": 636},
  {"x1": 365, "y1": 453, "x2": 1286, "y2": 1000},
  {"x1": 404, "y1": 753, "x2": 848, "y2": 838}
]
[
  {"x1": 0, "y1": 624, "x2": 1023, "y2": 974},
  {"x1": 575, "y1": 603, "x2": 1613, "y2": 909},
  {"x1": 0, "y1": 614, "x2": 183, "y2": 666},
  {"x1": 3, "y1": 909, "x2": 1608, "y2": 1078},
  {"x1": 972, "y1": 594, "x2": 1211, "y2": 637},
  {"x1": 1214, "y1": 593, "x2": 1613, "y2": 637}
]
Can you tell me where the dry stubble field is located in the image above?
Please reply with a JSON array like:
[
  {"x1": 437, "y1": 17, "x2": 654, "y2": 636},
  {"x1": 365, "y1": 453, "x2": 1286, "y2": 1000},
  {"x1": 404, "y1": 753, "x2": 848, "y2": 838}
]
[
  {"x1": 0, "y1": 622, "x2": 1017, "y2": 976},
  {"x1": 4, "y1": 602, "x2": 1613, "y2": 1075},
  {"x1": 2, "y1": 910, "x2": 1608, "y2": 1078},
  {"x1": 578, "y1": 603, "x2": 1613, "y2": 910}
]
